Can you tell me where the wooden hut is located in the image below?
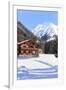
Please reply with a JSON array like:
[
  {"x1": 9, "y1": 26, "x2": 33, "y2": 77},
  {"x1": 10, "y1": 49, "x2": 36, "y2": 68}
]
[{"x1": 17, "y1": 40, "x2": 39, "y2": 56}]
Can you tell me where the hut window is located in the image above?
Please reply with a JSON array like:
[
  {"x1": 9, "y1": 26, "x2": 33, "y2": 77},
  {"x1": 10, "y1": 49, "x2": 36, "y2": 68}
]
[
  {"x1": 26, "y1": 50, "x2": 29, "y2": 54},
  {"x1": 21, "y1": 50, "x2": 24, "y2": 54},
  {"x1": 21, "y1": 44, "x2": 28, "y2": 48},
  {"x1": 30, "y1": 46, "x2": 33, "y2": 48},
  {"x1": 32, "y1": 51, "x2": 35, "y2": 54}
]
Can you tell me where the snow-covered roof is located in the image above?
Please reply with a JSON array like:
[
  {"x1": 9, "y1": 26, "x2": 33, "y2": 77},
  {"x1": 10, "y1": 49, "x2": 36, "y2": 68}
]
[{"x1": 17, "y1": 39, "x2": 31, "y2": 44}]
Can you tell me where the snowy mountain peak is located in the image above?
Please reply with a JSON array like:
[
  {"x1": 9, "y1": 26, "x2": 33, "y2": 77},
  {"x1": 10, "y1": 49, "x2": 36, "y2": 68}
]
[{"x1": 32, "y1": 23, "x2": 58, "y2": 39}]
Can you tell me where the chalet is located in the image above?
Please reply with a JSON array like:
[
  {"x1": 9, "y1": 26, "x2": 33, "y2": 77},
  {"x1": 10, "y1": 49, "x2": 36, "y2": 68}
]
[{"x1": 17, "y1": 40, "x2": 39, "y2": 56}]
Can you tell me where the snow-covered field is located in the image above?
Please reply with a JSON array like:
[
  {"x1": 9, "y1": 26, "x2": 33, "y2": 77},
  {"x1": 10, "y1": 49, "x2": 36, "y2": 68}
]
[{"x1": 17, "y1": 54, "x2": 58, "y2": 80}]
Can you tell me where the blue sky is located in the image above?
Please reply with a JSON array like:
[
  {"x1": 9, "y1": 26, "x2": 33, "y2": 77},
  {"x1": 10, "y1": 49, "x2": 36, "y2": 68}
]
[{"x1": 17, "y1": 10, "x2": 58, "y2": 31}]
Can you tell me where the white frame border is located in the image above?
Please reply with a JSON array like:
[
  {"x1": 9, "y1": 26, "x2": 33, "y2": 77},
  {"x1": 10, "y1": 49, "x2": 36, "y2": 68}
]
[{"x1": 9, "y1": 1, "x2": 64, "y2": 88}]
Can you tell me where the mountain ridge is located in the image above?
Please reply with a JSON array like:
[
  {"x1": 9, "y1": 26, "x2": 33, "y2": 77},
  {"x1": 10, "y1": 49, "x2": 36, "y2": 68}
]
[{"x1": 32, "y1": 22, "x2": 58, "y2": 41}]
